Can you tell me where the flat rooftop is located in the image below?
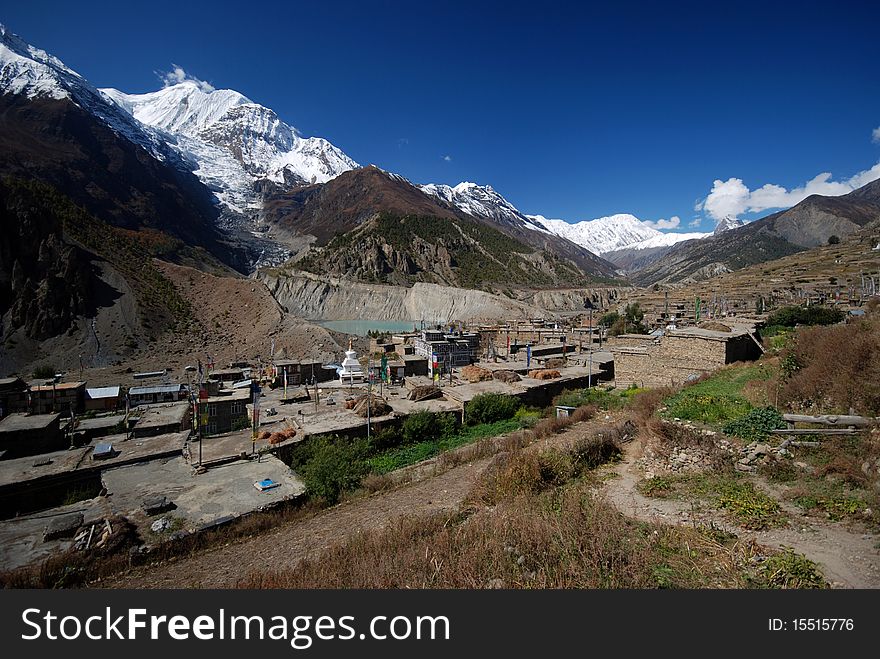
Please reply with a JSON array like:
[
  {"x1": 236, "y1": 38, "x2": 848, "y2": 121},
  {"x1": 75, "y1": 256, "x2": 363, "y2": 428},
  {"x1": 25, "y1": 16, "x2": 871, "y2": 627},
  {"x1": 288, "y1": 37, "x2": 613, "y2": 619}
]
[
  {"x1": 206, "y1": 388, "x2": 251, "y2": 403},
  {"x1": 133, "y1": 402, "x2": 189, "y2": 429},
  {"x1": 0, "y1": 453, "x2": 304, "y2": 571},
  {"x1": 103, "y1": 454, "x2": 304, "y2": 536},
  {"x1": 75, "y1": 415, "x2": 126, "y2": 432},
  {"x1": 668, "y1": 327, "x2": 751, "y2": 340},
  {"x1": 30, "y1": 381, "x2": 85, "y2": 392},
  {"x1": 0, "y1": 413, "x2": 60, "y2": 433},
  {"x1": 0, "y1": 431, "x2": 189, "y2": 485}
]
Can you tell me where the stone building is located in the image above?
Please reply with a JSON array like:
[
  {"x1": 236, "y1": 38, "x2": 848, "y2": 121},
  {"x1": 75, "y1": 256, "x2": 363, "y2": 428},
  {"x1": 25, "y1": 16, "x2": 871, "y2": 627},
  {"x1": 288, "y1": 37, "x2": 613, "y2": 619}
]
[
  {"x1": 413, "y1": 330, "x2": 480, "y2": 372},
  {"x1": 0, "y1": 413, "x2": 64, "y2": 458},
  {"x1": 611, "y1": 327, "x2": 762, "y2": 388},
  {"x1": 29, "y1": 381, "x2": 86, "y2": 415},
  {"x1": 202, "y1": 389, "x2": 249, "y2": 435},
  {"x1": 0, "y1": 377, "x2": 29, "y2": 418}
]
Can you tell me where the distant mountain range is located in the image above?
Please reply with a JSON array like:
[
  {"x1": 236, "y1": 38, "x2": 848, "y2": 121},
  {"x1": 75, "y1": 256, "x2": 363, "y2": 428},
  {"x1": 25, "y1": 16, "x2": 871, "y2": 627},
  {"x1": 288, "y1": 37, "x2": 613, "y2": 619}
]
[
  {"x1": 632, "y1": 179, "x2": 880, "y2": 285},
  {"x1": 3, "y1": 22, "x2": 880, "y2": 349}
]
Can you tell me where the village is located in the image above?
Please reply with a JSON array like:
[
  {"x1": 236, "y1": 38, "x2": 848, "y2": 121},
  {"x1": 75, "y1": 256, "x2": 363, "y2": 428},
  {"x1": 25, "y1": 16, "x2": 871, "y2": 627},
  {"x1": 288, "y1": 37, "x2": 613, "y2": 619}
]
[{"x1": 0, "y1": 291, "x2": 855, "y2": 571}]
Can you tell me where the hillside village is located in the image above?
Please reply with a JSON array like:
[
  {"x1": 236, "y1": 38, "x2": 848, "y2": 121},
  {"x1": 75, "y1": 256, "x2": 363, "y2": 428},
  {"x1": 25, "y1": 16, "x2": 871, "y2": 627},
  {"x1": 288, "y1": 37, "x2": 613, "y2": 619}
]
[{"x1": 1, "y1": 18, "x2": 880, "y2": 592}]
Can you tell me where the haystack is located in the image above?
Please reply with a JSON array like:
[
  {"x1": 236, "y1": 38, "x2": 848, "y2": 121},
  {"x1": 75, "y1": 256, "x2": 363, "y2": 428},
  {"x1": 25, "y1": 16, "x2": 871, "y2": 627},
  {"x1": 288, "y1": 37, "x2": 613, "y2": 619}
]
[
  {"x1": 698, "y1": 321, "x2": 731, "y2": 332},
  {"x1": 492, "y1": 369, "x2": 521, "y2": 383},
  {"x1": 408, "y1": 385, "x2": 442, "y2": 401},
  {"x1": 528, "y1": 369, "x2": 561, "y2": 380},
  {"x1": 461, "y1": 365, "x2": 492, "y2": 383},
  {"x1": 544, "y1": 357, "x2": 566, "y2": 369},
  {"x1": 351, "y1": 393, "x2": 392, "y2": 417},
  {"x1": 267, "y1": 426, "x2": 296, "y2": 445}
]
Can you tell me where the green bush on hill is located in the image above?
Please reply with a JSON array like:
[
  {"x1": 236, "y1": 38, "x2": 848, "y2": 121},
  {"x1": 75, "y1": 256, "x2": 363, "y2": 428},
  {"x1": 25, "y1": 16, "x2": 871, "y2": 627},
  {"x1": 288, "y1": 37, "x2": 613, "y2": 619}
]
[
  {"x1": 465, "y1": 392, "x2": 521, "y2": 425},
  {"x1": 291, "y1": 435, "x2": 370, "y2": 504},
  {"x1": 402, "y1": 410, "x2": 459, "y2": 444},
  {"x1": 765, "y1": 305, "x2": 845, "y2": 328},
  {"x1": 722, "y1": 406, "x2": 786, "y2": 441}
]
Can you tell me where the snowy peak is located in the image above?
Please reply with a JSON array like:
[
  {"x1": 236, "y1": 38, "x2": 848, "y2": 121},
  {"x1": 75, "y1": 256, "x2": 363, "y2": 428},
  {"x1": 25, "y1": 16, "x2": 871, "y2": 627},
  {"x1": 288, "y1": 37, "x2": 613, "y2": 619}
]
[
  {"x1": 1, "y1": 25, "x2": 176, "y2": 164},
  {"x1": 419, "y1": 181, "x2": 549, "y2": 233},
  {"x1": 103, "y1": 81, "x2": 358, "y2": 188},
  {"x1": 612, "y1": 230, "x2": 710, "y2": 251},
  {"x1": 714, "y1": 216, "x2": 745, "y2": 234},
  {"x1": 530, "y1": 213, "x2": 659, "y2": 254},
  {"x1": 530, "y1": 213, "x2": 710, "y2": 254},
  {"x1": 101, "y1": 82, "x2": 251, "y2": 136},
  {"x1": 0, "y1": 23, "x2": 79, "y2": 100}
]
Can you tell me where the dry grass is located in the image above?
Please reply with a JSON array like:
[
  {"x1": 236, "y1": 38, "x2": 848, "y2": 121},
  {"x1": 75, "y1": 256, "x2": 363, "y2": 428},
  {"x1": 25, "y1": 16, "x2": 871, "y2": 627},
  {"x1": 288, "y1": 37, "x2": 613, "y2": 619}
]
[
  {"x1": 238, "y1": 421, "x2": 777, "y2": 590},
  {"x1": 240, "y1": 485, "x2": 761, "y2": 589},
  {"x1": 779, "y1": 318, "x2": 880, "y2": 415}
]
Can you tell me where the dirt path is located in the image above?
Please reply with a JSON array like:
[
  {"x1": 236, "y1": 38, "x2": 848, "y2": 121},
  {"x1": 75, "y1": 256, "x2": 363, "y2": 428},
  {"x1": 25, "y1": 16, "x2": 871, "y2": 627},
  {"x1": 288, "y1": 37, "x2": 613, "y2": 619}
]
[
  {"x1": 600, "y1": 442, "x2": 880, "y2": 588},
  {"x1": 102, "y1": 456, "x2": 493, "y2": 589}
]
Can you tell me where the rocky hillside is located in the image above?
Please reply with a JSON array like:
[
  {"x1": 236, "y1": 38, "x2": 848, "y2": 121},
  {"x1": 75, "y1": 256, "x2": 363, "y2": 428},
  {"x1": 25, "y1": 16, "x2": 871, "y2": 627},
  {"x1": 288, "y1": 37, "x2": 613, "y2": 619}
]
[
  {"x1": 633, "y1": 179, "x2": 880, "y2": 285},
  {"x1": 0, "y1": 95, "x2": 245, "y2": 271},
  {"x1": 258, "y1": 269, "x2": 548, "y2": 323},
  {"x1": 0, "y1": 178, "x2": 199, "y2": 373},
  {"x1": 262, "y1": 166, "x2": 618, "y2": 290}
]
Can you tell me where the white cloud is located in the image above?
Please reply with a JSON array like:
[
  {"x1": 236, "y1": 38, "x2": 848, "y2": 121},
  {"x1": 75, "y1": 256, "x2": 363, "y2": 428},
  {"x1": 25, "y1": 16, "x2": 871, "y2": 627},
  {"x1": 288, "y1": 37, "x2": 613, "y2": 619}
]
[
  {"x1": 689, "y1": 217, "x2": 702, "y2": 228},
  {"x1": 158, "y1": 64, "x2": 214, "y2": 92},
  {"x1": 873, "y1": 126, "x2": 880, "y2": 143},
  {"x1": 643, "y1": 215, "x2": 681, "y2": 230},
  {"x1": 698, "y1": 163, "x2": 880, "y2": 222},
  {"x1": 442, "y1": 154, "x2": 452, "y2": 162}
]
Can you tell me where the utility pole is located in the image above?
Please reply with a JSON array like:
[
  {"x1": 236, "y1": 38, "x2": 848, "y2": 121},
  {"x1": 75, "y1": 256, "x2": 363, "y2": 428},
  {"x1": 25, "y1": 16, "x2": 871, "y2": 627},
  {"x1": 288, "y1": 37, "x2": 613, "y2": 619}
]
[
  {"x1": 584, "y1": 298, "x2": 594, "y2": 389},
  {"x1": 366, "y1": 356, "x2": 372, "y2": 444}
]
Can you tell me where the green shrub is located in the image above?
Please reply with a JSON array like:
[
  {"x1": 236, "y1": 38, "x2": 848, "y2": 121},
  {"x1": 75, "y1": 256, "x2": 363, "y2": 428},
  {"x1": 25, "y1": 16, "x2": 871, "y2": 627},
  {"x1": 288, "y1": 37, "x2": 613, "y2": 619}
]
[
  {"x1": 465, "y1": 393, "x2": 521, "y2": 425},
  {"x1": 32, "y1": 364, "x2": 56, "y2": 379},
  {"x1": 766, "y1": 306, "x2": 844, "y2": 328},
  {"x1": 369, "y1": 427, "x2": 403, "y2": 452},
  {"x1": 722, "y1": 407, "x2": 786, "y2": 441},
  {"x1": 230, "y1": 417, "x2": 250, "y2": 432},
  {"x1": 402, "y1": 411, "x2": 458, "y2": 444},
  {"x1": 513, "y1": 406, "x2": 542, "y2": 428},
  {"x1": 759, "y1": 548, "x2": 827, "y2": 588},
  {"x1": 554, "y1": 387, "x2": 622, "y2": 410},
  {"x1": 298, "y1": 436, "x2": 370, "y2": 504}
]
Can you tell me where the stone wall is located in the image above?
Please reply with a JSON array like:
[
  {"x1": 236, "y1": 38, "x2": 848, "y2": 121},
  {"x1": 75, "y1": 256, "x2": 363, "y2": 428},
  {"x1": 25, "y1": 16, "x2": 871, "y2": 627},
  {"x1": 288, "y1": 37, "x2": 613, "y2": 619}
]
[{"x1": 612, "y1": 335, "x2": 730, "y2": 388}]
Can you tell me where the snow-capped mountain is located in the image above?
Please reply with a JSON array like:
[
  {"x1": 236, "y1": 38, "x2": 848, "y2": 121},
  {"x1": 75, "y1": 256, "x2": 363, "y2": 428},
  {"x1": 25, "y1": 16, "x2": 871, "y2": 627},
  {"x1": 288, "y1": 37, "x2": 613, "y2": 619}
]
[
  {"x1": 616, "y1": 230, "x2": 711, "y2": 251},
  {"x1": 714, "y1": 216, "x2": 746, "y2": 234},
  {"x1": 420, "y1": 181, "x2": 711, "y2": 256},
  {"x1": 529, "y1": 213, "x2": 659, "y2": 254},
  {"x1": 0, "y1": 23, "x2": 177, "y2": 165},
  {"x1": 102, "y1": 81, "x2": 358, "y2": 211},
  {"x1": 420, "y1": 181, "x2": 550, "y2": 234}
]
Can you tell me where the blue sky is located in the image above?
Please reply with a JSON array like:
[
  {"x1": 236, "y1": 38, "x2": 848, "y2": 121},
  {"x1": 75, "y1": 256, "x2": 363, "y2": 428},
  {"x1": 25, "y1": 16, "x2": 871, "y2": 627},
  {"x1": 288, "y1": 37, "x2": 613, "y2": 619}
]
[{"x1": 4, "y1": 1, "x2": 880, "y2": 230}]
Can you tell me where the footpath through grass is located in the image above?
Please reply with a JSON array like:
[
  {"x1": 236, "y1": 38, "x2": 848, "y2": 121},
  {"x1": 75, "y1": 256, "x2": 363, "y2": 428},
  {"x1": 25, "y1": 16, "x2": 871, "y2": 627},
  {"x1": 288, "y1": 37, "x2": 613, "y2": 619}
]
[{"x1": 639, "y1": 471, "x2": 787, "y2": 530}]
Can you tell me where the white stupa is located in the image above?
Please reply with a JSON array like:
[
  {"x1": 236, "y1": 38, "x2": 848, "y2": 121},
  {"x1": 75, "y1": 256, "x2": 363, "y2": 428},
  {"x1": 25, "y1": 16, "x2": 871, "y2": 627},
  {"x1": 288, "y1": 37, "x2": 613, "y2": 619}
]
[{"x1": 339, "y1": 340, "x2": 365, "y2": 383}]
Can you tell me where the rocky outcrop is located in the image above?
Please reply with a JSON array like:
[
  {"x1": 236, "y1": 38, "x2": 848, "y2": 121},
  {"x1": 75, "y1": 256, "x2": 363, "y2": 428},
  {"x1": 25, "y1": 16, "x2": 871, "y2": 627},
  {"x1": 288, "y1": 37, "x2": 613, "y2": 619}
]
[
  {"x1": 522, "y1": 287, "x2": 633, "y2": 313},
  {"x1": 0, "y1": 181, "x2": 94, "y2": 339},
  {"x1": 258, "y1": 269, "x2": 549, "y2": 323}
]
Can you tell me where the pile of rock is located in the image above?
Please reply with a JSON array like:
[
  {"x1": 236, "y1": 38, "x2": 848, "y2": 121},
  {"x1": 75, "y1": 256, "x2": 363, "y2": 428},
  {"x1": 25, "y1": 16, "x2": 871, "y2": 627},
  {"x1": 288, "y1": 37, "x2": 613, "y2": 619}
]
[
  {"x1": 637, "y1": 422, "x2": 738, "y2": 477},
  {"x1": 735, "y1": 441, "x2": 790, "y2": 473}
]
